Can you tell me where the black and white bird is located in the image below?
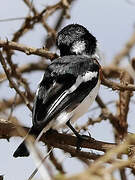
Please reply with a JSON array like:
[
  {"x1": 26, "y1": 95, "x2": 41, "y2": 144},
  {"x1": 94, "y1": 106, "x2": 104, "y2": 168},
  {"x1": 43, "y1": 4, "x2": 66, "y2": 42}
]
[{"x1": 13, "y1": 24, "x2": 101, "y2": 157}]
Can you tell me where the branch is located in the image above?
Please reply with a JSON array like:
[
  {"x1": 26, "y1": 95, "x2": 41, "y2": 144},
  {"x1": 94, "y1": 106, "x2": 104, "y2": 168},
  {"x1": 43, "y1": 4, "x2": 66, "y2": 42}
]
[
  {"x1": 111, "y1": 30, "x2": 135, "y2": 66},
  {"x1": 96, "y1": 96, "x2": 126, "y2": 135},
  {"x1": 0, "y1": 62, "x2": 48, "y2": 84},
  {"x1": 0, "y1": 39, "x2": 58, "y2": 60},
  {"x1": 101, "y1": 74, "x2": 135, "y2": 91},
  {"x1": 47, "y1": 146, "x2": 65, "y2": 174},
  {"x1": 116, "y1": 70, "x2": 133, "y2": 138},
  {"x1": 0, "y1": 118, "x2": 116, "y2": 153},
  {"x1": 0, "y1": 94, "x2": 34, "y2": 112},
  {"x1": 0, "y1": 51, "x2": 32, "y2": 111},
  {"x1": 12, "y1": 1, "x2": 63, "y2": 42}
]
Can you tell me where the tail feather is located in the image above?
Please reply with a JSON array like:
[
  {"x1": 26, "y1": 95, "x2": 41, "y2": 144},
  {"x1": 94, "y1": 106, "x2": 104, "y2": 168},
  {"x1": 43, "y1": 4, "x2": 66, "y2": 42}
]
[
  {"x1": 13, "y1": 141, "x2": 29, "y2": 158},
  {"x1": 13, "y1": 126, "x2": 43, "y2": 158}
]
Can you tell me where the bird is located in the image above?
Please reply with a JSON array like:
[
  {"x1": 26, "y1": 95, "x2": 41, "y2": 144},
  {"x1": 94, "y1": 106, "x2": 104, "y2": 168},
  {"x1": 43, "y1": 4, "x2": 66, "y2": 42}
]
[{"x1": 13, "y1": 24, "x2": 101, "y2": 158}]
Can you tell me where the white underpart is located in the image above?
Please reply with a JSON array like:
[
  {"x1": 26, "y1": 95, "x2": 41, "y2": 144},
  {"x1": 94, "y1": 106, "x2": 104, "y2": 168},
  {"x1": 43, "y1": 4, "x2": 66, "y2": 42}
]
[
  {"x1": 36, "y1": 111, "x2": 73, "y2": 142},
  {"x1": 71, "y1": 78, "x2": 100, "y2": 123},
  {"x1": 54, "y1": 78, "x2": 101, "y2": 126},
  {"x1": 53, "y1": 111, "x2": 74, "y2": 129},
  {"x1": 72, "y1": 41, "x2": 86, "y2": 54}
]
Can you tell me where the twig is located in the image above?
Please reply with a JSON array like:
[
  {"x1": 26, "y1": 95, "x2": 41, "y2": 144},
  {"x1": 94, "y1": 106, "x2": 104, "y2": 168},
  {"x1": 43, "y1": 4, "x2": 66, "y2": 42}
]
[
  {"x1": 12, "y1": 0, "x2": 65, "y2": 43},
  {"x1": 0, "y1": 95, "x2": 34, "y2": 112},
  {"x1": 23, "y1": 0, "x2": 37, "y2": 16},
  {"x1": 8, "y1": 93, "x2": 18, "y2": 121},
  {"x1": 0, "y1": 39, "x2": 58, "y2": 59},
  {"x1": 0, "y1": 62, "x2": 48, "y2": 84},
  {"x1": 116, "y1": 70, "x2": 133, "y2": 138},
  {"x1": 0, "y1": 17, "x2": 26, "y2": 22},
  {"x1": 111, "y1": 30, "x2": 135, "y2": 66},
  {"x1": 101, "y1": 75, "x2": 135, "y2": 91},
  {"x1": 44, "y1": 0, "x2": 76, "y2": 49},
  {"x1": 47, "y1": 146, "x2": 65, "y2": 174},
  {"x1": 28, "y1": 148, "x2": 53, "y2": 180},
  {"x1": 88, "y1": 135, "x2": 135, "y2": 175},
  {"x1": 0, "y1": 118, "x2": 116, "y2": 153},
  {"x1": 0, "y1": 51, "x2": 32, "y2": 111},
  {"x1": 53, "y1": 143, "x2": 101, "y2": 160},
  {"x1": 96, "y1": 96, "x2": 126, "y2": 135}
]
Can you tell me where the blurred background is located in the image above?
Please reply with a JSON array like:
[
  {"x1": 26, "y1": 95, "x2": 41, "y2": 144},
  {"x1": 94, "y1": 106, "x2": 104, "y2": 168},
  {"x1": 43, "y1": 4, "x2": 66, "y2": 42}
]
[{"x1": 0, "y1": 0, "x2": 135, "y2": 180}]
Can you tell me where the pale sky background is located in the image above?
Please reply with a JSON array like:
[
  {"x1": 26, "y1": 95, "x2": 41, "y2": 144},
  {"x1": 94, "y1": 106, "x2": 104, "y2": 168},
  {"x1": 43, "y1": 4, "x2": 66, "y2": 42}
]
[{"x1": 0, "y1": 0, "x2": 135, "y2": 180}]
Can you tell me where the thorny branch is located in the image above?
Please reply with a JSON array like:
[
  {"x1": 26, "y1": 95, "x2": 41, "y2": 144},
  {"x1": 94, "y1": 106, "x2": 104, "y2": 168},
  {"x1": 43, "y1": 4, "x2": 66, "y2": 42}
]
[
  {"x1": 0, "y1": 51, "x2": 32, "y2": 111},
  {"x1": 0, "y1": 118, "x2": 115, "y2": 152},
  {"x1": 0, "y1": 39, "x2": 58, "y2": 60},
  {"x1": 111, "y1": 30, "x2": 135, "y2": 66}
]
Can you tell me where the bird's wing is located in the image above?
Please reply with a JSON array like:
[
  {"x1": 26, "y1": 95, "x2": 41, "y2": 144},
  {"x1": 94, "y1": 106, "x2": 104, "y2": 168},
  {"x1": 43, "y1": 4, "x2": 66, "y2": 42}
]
[{"x1": 32, "y1": 55, "x2": 100, "y2": 129}]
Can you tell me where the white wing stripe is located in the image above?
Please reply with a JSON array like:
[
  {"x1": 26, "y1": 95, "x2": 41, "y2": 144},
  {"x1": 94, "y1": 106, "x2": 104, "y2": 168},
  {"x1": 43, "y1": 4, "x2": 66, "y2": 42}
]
[
  {"x1": 82, "y1": 71, "x2": 98, "y2": 82},
  {"x1": 46, "y1": 71, "x2": 98, "y2": 118},
  {"x1": 69, "y1": 71, "x2": 98, "y2": 93},
  {"x1": 47, "y1": 90, "x2": 68, "y2": 118}
]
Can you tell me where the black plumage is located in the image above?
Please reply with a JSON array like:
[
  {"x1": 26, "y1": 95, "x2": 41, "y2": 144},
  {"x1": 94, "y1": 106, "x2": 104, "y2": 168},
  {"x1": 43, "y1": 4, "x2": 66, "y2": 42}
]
[
  {"x1": 32, "y1": 55, "x2": 99, "y2": 127},
  {"x1": 56, "y1": 24, "x2": 97, "y2": 56}
]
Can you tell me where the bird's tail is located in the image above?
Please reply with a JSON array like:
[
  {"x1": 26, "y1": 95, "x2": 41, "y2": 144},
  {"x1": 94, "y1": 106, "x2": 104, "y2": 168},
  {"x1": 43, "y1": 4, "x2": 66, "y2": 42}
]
[
  {"x1": 13, "y1": 140, "x2": 29, "y2": 157},
  {"x1": 13, "y1": 126, "x2": 41, "y2": 158}
]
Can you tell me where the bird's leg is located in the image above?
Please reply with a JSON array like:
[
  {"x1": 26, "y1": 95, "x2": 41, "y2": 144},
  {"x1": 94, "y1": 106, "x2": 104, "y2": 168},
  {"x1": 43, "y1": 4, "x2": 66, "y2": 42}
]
[
  {"x1": 66, "y1": 120, "x2": 82, "y2": 138},
  {"x1": 66, "y1": 120, "x2": 93, "y2": 150}
]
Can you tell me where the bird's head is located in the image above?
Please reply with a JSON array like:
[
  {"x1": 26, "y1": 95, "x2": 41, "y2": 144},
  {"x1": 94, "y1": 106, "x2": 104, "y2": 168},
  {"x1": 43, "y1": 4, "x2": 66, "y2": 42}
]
[{"x1": 56, "y1": 24, "x2": 97, "y2": 56}]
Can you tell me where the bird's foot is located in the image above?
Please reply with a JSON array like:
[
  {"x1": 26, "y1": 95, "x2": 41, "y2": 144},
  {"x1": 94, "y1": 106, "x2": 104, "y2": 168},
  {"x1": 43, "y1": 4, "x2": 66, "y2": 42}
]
[
  {"x1": 75, "y1": 132, "x2": 95, "y2": 150},
  {"x1": 66, "y1": 120, "x2": 95, "y2": 150}
]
